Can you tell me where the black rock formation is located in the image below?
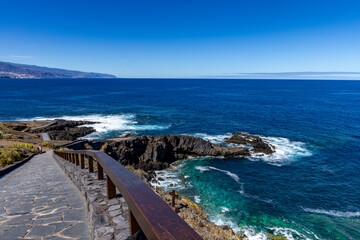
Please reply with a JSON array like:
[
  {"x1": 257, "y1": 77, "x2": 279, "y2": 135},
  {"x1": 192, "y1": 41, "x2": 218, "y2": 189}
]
[
  {"x1": 30, "y1": 120, "x2": 95, "y2": 141},
  {"x1": 224, "y1": 133, "x2": 274, "y2": 154}
]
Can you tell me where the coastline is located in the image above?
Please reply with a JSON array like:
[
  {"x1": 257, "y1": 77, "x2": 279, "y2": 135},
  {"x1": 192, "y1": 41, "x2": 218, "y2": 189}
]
[
  {"x1": 1, "y1": 119, "x2": 289, "y2": 239},
  {"x1": 147, "y1": 160, "x2": 289, "y2": 240},
  {"x1": 2, "y1": 79, "x2": 360, "y2": 240},
  {"x1": 125, "y1": 163, "x2": 244, "y2": 240}
]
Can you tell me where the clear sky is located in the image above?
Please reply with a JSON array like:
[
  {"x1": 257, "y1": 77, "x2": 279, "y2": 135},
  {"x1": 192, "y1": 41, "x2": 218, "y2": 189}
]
[{"x1": 1, "y1": 0, "x2": 360, "y2": 78}]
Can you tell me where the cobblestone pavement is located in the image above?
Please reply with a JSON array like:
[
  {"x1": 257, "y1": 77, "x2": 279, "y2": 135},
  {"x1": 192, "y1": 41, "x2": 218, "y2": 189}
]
[{"x1": 0, "y1": 151, "x2": 90, "y2": 239}]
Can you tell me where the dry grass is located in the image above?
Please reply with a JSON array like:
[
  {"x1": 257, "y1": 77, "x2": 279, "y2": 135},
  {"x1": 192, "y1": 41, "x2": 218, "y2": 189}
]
[{"x1": 0, "y1": 143, "x2": 37, "y2": 167}]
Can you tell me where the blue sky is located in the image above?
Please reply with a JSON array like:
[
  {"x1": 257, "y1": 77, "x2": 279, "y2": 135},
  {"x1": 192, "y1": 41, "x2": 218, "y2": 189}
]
[{"x1": 1, "y1": 0, "x2": 360, "y2": 78}]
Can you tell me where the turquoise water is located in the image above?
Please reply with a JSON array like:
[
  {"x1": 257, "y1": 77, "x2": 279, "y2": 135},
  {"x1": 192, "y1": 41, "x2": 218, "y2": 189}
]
[{"x1": 1, "y1": 79, "x2": 360, "y2": 239}]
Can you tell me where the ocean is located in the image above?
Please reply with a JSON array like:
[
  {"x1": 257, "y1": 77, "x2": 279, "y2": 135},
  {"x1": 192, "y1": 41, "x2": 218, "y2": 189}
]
[{"x1": 1, "y1": 78, "x2": 359, "y2": 239}]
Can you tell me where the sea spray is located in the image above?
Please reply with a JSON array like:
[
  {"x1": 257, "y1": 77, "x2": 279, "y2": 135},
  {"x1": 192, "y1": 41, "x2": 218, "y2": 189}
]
[
  {"x1": 192, "y1": 132, "x2": 312, "y2": 166},
  {"x1": 20, "y1": 114, "x2": 169, "y2": 139}
]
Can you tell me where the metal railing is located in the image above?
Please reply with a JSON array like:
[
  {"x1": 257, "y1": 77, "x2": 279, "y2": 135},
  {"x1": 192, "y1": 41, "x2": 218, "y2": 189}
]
[{"x1": 53, "y1": 150, "x2": 203, "y2": 240}]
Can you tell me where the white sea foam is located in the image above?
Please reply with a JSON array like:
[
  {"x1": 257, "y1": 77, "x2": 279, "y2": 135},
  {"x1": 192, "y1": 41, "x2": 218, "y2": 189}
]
[
  {"x1": 193, "y1": 132, "x2": 312, "y2": 166},
  {"x1": 221, "y1": 206, "x2": 230, "y2": 213},
  {"x1": 193, "y1": 133, "x2": 232, "y2": 145},
  {"x1": 194, "y1": 195, "x2": 201, "y2": 203},
  {"x1": 211, "y1": 215, "x2": 317, "y2": 240},
  {"x1": 21, "y1": 114, "x2": 169, "y2": 139},
  {"x1": 212, "y1": 218, "x2": 268, "y2": 240},
  {"x1": 195, "y1": 166, "x2": 240, "y2": 183},
  {"x1": 249, "y1": 136, "x2": 312, "y2": 166},
  {"x1": 238, "y1": 227, "x2": 268, "y2": 240},
  {"x1": 194, "y1": 166, "x2": 211, "y2": 172},
  {"x1": 302, "y1": 207, "x2": 360, "y2": 218},
  {"x1": 151, "y1": 162, "x2": 187, "y2": 190},
  {"x1": 151, "y1": 170, "x2": 184, "y2": 190},
  {"x1": 268, "y1": 227, "x2": 315, "y2": 240}
]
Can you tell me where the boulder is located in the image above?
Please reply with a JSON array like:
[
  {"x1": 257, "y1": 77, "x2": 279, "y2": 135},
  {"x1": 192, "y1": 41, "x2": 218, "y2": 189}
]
[{"x1": 225, "y1": 133, "x2": 274, "y2": 154}]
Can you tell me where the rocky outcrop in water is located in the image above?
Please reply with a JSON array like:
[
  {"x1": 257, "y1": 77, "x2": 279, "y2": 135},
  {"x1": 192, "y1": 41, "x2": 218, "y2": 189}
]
[
  {"x1": 30, "y1": 120, "x2": 95, "y2": 141},
  {"x1": 225, "y1": 133, "x2": 274, "y2": 155},
  {"x1": 87, "y1": 135, "x2": 251, "y2": 171}
]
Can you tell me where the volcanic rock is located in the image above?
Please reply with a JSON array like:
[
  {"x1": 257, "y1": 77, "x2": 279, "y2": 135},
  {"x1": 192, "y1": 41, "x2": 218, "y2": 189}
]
[
  {"x1": 30, "y1": 119, "x2": 96, "y2": 141},
  {"x1": 87, "y1": 135, "x2": 251, "y2": 171},
  {"x1": 225, "y1": 133, "x2": 274, "y2": 154}
]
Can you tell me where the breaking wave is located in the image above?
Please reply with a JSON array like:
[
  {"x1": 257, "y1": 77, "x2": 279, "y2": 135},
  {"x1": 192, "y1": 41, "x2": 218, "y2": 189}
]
[
  {"x1": 193, "y1": 133, "x2": 312, "y2": 166},
  {"x1": 302, "y1": 207, "x2": 360, "y2": 218},
  {"x1": 194, "y1": 166, "x2": 240, "y2": 183},
  {"x1": 151, "y1": 162, "x2": 188, "y2": 190},
  {"x1": 20, "y1": 114, "x2": 169, "y2": 139},
  {"x1": 211, "y1": 218, "x2": 315, "y2": 240}
]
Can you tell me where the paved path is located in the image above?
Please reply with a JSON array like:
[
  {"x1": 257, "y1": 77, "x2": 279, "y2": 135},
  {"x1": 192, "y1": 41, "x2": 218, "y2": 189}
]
[
  {"x1": 41, "y1": 132, "x2": 51, "y2": 142},
  {"x1": 24, "y1": 121, "x2": 57, "y2": 132},
  {"x1": 0, "y1": 151, "x2": 90, "y2": 239}
]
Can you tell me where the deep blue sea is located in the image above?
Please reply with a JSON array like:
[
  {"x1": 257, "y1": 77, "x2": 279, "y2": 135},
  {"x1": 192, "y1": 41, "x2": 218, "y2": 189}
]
[{"x1": 1, "y1": 79, "x2": 360, "y2": 239}]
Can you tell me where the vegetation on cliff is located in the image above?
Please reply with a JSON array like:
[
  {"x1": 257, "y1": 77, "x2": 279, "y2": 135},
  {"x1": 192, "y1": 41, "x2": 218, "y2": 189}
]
[{"x1": 0, "y1": 143, "x2": 37, "y2": 167}]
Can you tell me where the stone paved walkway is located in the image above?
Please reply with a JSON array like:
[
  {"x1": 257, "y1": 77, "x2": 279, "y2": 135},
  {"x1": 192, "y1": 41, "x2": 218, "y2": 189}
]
[
  {"x1": 0, "y1": 151, "x2": 90, "y2": 239},
  {"x1": 40, "y1": 133, "x2": 51, "y2": 142}
]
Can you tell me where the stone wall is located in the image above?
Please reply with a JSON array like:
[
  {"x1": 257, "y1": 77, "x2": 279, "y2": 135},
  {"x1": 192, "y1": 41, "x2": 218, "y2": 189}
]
[{"x1": 53, "y1": 154, "x2": 131, "y2": 240}]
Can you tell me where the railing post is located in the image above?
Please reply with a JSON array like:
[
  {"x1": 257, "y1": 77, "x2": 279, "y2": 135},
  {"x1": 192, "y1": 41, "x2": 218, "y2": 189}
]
[
  {"x1": 88, "y1": 156, "x2": 94, "y2": 173},
  {"x1": 106, "y1": 175, "x2": 116, "y2": 199},
  {"x1": 97, "y1": 162, "x2": 104, "y2": 180},
  {"x1": 75, "y1": 154, "x2": 79, "y2": 166},
  {"x1": 170, "y1": 190, "x2": 176, "y2": 207},
  {"x1": 130, "y1": 211, "x2": 140, "y2": 235},
  {"x1": 80, "y1": 154, "x2": 85, "y2": 169}
]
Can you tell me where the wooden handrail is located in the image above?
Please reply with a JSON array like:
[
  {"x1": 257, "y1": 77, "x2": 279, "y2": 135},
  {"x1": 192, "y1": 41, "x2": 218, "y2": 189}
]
[{"x1": 53, "y1": 150, "x2": 203, "y2": 240}]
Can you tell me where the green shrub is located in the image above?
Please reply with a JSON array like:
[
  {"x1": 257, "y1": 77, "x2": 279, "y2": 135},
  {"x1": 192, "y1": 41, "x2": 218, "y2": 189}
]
[
  {"x1": 0, "y1": 143, "x2": 37, "y2": 167},
  {"x1": 41, "y1": 141, "x2": 56, "y2": 148},
  {"x1": 57, "y1": 147, "x2": 70, "y2": 151},
  {"x1": 12, "y1": 143, "x2": 37, "y2": 153},
  {"x1": 0, "y1": 131, "x2": 17, "y2": 139},
  {"x1": 0, "y1": 147, "x2": 22, "y2": 167},
  {"x1": 268, "y1": 233, "x2": 288, "y2": 240}
]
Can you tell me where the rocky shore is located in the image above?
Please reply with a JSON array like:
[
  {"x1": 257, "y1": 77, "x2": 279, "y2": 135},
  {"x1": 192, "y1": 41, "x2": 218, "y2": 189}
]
[
  {"x1": 85, "y1": 133, "x2": 273, "y2": 172},
  {"x1": 72, "y1": 133, "x2": 276, "y2": 240},
  {"x1": 29, "y1": 119, "x2": 96, "y2": 140},
  {"x1": 123, "y1": 164, "x2": 244, "y2": 240},
  {"x1": 97, "y1": 135, "x2": 250, "y2": 171}
]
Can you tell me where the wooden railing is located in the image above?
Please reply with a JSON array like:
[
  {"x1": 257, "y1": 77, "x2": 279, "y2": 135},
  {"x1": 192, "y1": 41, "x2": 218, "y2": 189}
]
[{"x1": 53, "y1": 150, "x2": 203, "y2": 240}]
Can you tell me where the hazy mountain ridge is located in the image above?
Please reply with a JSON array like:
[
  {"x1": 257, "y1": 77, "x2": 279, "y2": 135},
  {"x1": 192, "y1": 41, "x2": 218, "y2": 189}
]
[{"x1": 0, "y1": 61, "x2": 116, "y2": 78}]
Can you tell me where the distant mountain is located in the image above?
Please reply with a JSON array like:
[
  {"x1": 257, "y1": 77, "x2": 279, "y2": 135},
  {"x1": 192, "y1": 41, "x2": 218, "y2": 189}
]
[{"x1": 0, "y1": 61, "x2": 116, "y2": 78}]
